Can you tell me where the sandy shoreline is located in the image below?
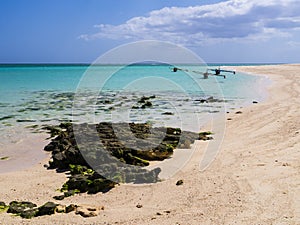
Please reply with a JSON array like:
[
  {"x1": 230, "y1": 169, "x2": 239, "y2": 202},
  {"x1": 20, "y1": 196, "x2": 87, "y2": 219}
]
[{"x1": 0, "y1": 64, "x2": 299, "y2": 224}]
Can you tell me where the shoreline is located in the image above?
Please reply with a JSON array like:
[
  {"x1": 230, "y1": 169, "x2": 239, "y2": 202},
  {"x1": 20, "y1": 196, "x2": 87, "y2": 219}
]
[{"x1": 0, "y1": 64, "x2": 299, "y2": 224}]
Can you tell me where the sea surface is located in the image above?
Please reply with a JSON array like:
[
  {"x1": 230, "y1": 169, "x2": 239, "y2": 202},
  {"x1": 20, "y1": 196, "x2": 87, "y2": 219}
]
[{"x1": 0, "y1": 64, "x2": 270, "y2": 143}]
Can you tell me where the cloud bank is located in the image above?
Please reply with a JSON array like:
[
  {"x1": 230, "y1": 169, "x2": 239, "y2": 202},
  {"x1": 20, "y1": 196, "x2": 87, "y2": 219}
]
[{"x1": 80, "y1": 0, "x2": 300, "y2": 45}]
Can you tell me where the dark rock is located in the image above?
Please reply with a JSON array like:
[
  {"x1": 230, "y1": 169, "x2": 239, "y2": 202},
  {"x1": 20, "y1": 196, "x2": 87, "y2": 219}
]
[
  {"x1": 141, "y1": 101, "x2": 152, "y2": 109},
  {"x1": 43, "y1": 122, "x2": 211, "y2": 195},
  {"x1": 0, "y1": 202, "x2": 7, "y2": 213},
  {"x1": 20, "y1": 208, "x2": 39, "y2": 219},
  {"x1": 0, "y1": 115, "x2": 15, "y2": 121},
  {"x1": 36, "y1": 202, "x2": 58, "y2": 216},
  {"x1": 235, "y1": 111, "x2": 242, "y2": 114},
  {"x1": 176, "y1": 179, "x2": 184, "y2": 186},
  {"x1": 44, "y1": 143, "x2": 56, "y2": 151},
  {"x1": 66, "y1": 204, "x2": 77, "y2": 213},
  {"x1": 196, "y1": 99, "x2": 207, "y2": 103},
  {"x1": 253, "y1": 101, "x2": 258, "y2": 104},
  {"x1": 0, "y1": 156, "x2": 9, "y2": 160},
  {"x1": 0, "y1": 202, "x2": 6, "y2": 207},
  {"x1": 7, "y1": 201, "x2": 37, "y2": 214},
  {"x1": 199, "y1": 131, "x2": 213, "y2": 141},
  {"x1": 136, "y1": 204, "x2": 143, "y2": 208},
  {"x1": 162, "y1": 112, "x2": 174, "y2": 115},
  {"x1": 98, "y1": 99, "x2": 113, "y2": 104},
  {"x1": 65, "y1": 174, "x2": 92, "y2": 193},
  {"x1": 53, "y1": 195, "x2": 65, "y2": 200},
  {"x1": 16, "y1": 119, "x2": 37, "y2": 122},
  {"x1": 138, "y1": 96, "x2": 149, "y2": 103}
]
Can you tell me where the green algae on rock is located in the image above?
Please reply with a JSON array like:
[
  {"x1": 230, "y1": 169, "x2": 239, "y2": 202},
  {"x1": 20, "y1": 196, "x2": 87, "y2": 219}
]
[{"x1": 42, "y1": 122, "x2": 212, "y2": 196}]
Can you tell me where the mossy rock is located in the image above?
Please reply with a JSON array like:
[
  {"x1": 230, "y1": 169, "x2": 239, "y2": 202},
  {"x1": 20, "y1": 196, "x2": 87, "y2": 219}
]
[
  {"x1": 0, "y1": 202, "x2": 8, "y2": 213},
  {"x1": 87, "y1": 178, "x2": 116, "y2": 194},
  {"x1": 64, "y1": 189, "x2": 80, "y2": 197},
  {"x1": 69, "y1": 164, "x2": 93, "y2": 175},
  {"x1": 65, "y1": 174, "x2": 92, "y2": 193},
  {"x1": 43, "y1": 122, "x2": 209, "y2": 194},
  {"x1": 36, "y1": 202, "x2": 58, "y2": 216},
  {"x1": 20, "y1": 208, "x2": 39, "y2": 219},
  {"x1": 0, "y1": 156, "x2": 9, "y2": 160},
  {"x1": 124, "y1": 153, "x2": 150, "y2": 166},
  {"x1": 7, "y1": 201, "x2": 37, "y2": 214}
]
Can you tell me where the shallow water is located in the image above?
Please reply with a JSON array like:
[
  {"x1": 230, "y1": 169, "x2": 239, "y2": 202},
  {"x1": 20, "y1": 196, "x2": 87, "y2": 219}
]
[{"x1": 0, "y1": 64, "x2": 269, "y2": 137}]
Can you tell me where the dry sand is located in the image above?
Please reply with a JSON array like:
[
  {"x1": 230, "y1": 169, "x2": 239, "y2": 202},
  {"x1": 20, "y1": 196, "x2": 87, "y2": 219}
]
[{"x1": 0, "y1": 64, "x2": 299, "y2": 224}]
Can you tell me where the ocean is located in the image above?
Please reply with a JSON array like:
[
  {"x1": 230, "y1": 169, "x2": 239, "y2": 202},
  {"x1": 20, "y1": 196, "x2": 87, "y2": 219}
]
[{"x1": 0, "y1": 64, "x2": 270, "y2": 137}]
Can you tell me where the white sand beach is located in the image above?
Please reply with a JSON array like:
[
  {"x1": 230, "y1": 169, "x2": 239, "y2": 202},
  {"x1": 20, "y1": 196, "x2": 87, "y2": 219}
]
[{"x1": 0, "y1": 64, "x2": 299, "y2": 224}]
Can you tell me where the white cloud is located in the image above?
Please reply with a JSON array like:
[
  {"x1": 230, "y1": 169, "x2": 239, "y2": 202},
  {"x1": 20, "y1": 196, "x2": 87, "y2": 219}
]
[{"x1": 79, "y1": 0, "x2": 300, "y2": 45}]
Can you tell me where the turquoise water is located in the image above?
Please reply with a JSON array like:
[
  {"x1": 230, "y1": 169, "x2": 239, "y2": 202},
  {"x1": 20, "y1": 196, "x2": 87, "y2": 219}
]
[{"x1": 0, "y1": 64, "x2": 269, "y2": 132}]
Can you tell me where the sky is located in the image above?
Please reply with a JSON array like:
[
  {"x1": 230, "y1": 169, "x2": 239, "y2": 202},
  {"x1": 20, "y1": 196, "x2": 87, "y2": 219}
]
[{"x1": 0, "y1": 0, "x2": 300, "y2": 64}]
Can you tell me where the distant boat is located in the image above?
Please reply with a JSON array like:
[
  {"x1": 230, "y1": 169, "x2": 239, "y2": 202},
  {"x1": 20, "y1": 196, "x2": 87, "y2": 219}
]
[{"x1": 171, "y1": 66, "x2": 236, "y2": 79}]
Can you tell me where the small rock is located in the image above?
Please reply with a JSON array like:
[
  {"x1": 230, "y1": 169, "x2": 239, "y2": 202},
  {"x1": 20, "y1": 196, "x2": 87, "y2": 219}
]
[
  {"x1": 252, "y1": 101, "x2": 258, "y2": 104},
  {"x1": 176, "y1": 180, "x2": 183, "y2": 186},
  {"x1": 0, "y1": 202, "x2": 7, "y2": 213},
  {"x1": 257, "y1": 163, "x2": 266, "y2": 166},
  {"x1": 75, "y1": 205, "x2": 103, "y2": 217},
  {"x1": 55, "y1": 204, "x2": 66, "y2": 213},
  {"x1": 162, "y1": 112, "x2": 174, "y2": 115},
  {"x1": 53, "y1": 195, "x2": 65, "y2": 200},
  {"x1": 156, "y1": 212, "x2": 162, "y2": 215},
  {"x1": 66, "y1": 204, "x2": 77, "y2": 213},
  {"x1": 141, "y1": 101, "x2": 152, "y2": 109},
  {"x1": 282, "y1": 162, "x2": 290, "y2": 167},
  {"x1": 136, "y1": 204, "x2": 143, "y2": 208},
  {"x1": 235, "y1": 111, "x2": 242, "y2": 114}
]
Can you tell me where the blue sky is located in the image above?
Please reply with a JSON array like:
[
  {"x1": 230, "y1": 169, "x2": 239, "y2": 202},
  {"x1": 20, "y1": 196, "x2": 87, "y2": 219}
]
[{"x1": 1, "y1": 0, "x2": 300, "y2": 63}]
